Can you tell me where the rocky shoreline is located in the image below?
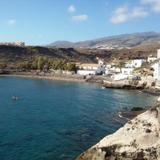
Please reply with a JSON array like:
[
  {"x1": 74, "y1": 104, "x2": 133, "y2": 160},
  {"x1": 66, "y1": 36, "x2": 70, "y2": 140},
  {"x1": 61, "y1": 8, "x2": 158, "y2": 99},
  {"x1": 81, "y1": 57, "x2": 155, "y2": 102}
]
[
  {"x1": 1, "y1": 72, "x2": 160, "y2": 96},
  {"x1": 103, "y1": 79, "x2": 150, "y2": 90},
  {"x1": 76, "y1": 102, "x2": 160, "y2": 160},
  {"x1": 103, "y1": 82, "x2": 144, "y2": 90}
]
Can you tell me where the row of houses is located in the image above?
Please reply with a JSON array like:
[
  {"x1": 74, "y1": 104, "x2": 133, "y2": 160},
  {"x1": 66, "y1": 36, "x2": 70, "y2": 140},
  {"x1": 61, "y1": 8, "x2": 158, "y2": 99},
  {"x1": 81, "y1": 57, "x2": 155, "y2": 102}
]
[
  {"x1": 76, "y1": 49, "x2": 160, "y2": 81},
  {"x1": 76, "y1": 57, "x2": 145, "y2": 79}
]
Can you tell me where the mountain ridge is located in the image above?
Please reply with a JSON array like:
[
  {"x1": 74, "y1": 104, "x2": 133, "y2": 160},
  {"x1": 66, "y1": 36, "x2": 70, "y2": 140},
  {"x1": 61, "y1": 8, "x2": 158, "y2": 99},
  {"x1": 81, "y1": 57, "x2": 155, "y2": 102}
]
[{"x1": 48, "y1": 32, "x2": 160, "y2": 49}]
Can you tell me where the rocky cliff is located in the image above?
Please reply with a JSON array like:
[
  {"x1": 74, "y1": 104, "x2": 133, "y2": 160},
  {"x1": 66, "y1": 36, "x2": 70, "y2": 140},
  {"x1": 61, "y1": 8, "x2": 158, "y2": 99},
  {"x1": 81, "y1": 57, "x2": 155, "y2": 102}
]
[{"x1": 76, "y1": 104, "x2": 160, "y2": 160}]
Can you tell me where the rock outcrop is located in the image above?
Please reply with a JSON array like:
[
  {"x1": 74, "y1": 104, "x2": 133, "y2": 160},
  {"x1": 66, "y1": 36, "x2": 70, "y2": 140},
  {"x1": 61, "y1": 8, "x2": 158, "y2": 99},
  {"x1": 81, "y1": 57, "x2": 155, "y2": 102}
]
[
  {"x1": 76, "y1": 104, "x2": 160, "y2": 160},
  {"x1": 103, "y1": 80, "x2": 145, "y2": 90}
]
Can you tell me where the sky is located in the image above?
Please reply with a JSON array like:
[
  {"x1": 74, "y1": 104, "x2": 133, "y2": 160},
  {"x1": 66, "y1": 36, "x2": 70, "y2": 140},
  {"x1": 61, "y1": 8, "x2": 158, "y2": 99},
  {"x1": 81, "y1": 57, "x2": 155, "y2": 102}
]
[{"x1": 0, "y1": 0, "x2": 160, "y2": 45}]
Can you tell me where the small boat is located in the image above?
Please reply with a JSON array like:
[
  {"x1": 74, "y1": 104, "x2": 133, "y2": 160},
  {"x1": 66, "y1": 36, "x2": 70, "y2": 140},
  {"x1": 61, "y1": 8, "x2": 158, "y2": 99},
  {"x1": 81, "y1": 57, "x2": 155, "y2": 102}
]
[{"x1": 101, "y1": 86, "x2": 105, "y2": 89}]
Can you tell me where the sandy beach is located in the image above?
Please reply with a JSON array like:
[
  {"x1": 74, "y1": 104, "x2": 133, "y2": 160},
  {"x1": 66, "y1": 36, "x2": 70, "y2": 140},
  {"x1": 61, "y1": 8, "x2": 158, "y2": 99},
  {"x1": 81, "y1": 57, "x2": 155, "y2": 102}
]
[{"x1": 0, "y1": 73, "x2": 86, "y2": 83}]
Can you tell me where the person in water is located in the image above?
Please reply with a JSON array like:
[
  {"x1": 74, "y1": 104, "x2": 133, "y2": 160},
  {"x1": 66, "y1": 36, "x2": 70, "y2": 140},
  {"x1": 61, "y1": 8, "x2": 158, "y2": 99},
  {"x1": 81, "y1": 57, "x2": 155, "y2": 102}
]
[{"x1": 12, "y1": 96, "x2": 19, "y2": 100}]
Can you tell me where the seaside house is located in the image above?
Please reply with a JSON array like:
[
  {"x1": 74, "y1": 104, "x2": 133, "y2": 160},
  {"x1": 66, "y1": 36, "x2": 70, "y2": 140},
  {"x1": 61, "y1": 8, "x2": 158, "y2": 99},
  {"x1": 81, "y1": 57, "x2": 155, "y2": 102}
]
[
  {"x1": 77, "y1": 63, "x2": 99, "y2": 75},
  {"x1": 111, "y1": 67, "x2": 134, "y2": 81},
  {"x1": 104, "y1": 64, "x2": 119, "y2": 75},
  {"x1": 76, "y1": 58, "x2": 106, "y2": 76},
  {"x1": 111, "y1": 59, "x2": 146, "y2": 81}
]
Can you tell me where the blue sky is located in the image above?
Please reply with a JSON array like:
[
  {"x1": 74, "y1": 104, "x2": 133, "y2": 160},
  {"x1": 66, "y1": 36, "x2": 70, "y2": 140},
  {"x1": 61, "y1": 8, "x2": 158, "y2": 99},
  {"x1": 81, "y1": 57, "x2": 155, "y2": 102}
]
[{"x1": 0, "y1": 0, "x2": 160, "y2": 45}]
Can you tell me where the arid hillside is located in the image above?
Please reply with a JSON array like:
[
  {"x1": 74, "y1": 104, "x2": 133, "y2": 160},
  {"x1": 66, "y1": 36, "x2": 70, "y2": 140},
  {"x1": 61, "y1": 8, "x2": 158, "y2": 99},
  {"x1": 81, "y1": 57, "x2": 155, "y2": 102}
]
[{"x1": 0, "y1": 43, "x2": 159, "y2": 66}]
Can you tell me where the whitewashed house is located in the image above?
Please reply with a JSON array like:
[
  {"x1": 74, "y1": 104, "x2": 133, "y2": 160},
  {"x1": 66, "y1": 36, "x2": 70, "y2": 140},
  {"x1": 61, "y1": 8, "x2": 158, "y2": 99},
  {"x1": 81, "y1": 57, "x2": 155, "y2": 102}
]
[
  {"x1": 111, "y1": 59, "x2": 145, "y2": 81},
  {"x1": 132, "y1": 59, "x2": 146, "y2": 68},
  {"x1": 77, "y1": 63, "x2": 98, "y2": 75},
  {"x1": 77, "y1": 58, "x2": 106, "y2": 76},
  {"x1": 147, "y1": 55, "x2": 157, "y2": 63},
  {"x1": 78, "y1": 63, "x2": 99, "y2": 70},
  {"x1": 112, "y1": 67, "x2": 134, "y2": 81},
  {"x1": 125, "y1": 59, "x2": 146, "y2": 68},
  {"x1": 151, "y1": 49, "x2": 160, "y2": 81},
  {"x1": 77, "y1": 69, "x2": 96, "y2": 76},
  {"x1": 152, "y1": 63, "x2": 160, "y2": 80}
]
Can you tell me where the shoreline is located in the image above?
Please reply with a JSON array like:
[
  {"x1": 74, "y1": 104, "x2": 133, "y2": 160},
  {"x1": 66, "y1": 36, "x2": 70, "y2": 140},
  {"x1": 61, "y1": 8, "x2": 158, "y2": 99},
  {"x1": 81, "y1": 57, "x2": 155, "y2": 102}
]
[
  {"x1": 0, "y1": 73, "x2": 86, "y2": 83},
  {"x1": 1, "y1": 73, "x2": 160, "y2": 96}
]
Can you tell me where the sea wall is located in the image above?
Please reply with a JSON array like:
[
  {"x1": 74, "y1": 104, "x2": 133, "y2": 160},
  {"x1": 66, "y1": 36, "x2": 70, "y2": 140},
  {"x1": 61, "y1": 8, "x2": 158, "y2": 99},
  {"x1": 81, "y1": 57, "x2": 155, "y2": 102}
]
[{"x1": 76, "y1": 104, "x2": 160, "y2": 160}]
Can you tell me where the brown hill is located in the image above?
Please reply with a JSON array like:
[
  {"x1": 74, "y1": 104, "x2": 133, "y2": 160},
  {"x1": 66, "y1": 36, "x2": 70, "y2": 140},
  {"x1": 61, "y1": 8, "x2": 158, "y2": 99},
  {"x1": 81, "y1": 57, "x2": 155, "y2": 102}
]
[{"x1": 0, "y1": 43, "x2": 159, "y2": 66}]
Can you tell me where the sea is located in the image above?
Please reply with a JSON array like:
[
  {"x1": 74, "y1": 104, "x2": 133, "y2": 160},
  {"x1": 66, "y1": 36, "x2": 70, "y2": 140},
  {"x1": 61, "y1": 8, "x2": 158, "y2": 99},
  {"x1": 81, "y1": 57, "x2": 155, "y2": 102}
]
[{"x1": 0, "y1": 76, "x2": 157, "y2": 160}]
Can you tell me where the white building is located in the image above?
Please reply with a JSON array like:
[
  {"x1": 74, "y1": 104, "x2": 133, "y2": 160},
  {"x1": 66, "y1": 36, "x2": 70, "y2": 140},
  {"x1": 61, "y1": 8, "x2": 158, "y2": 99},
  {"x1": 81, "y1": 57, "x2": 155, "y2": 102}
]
[
  {"x1": 147, "y1": 55, "x2": 157, "y2": 63},
  {"x1": 76, "y1": 58, "x2": 106, "y2": 76},
  {"x1": 112, "y1": 64, "x2": 135, "y2": 81},
  {"x1": 151, "y1": 49, "x2": 160, "y2": 81},
  {"x1": 77, "y1": 70, "x2": 96, "y2": 76},
  {"x1": 121, "y1": 67, "x2": 134, "y2": 75},
  {"x1": 112, "y1": 67, "x2": 134, "y2": 81},
  {"x1": 152, "y1": 63, "x2": 160, "y2": 80},
  {"x1": 125, "y1": 59, "x2": 146, "y2": 68},
  {"x1": 78, "y1": 63, "x2": 99, "y2": 70},
  {"x1": 108, "y1": 66, "x2": 121, "y2": 73}
]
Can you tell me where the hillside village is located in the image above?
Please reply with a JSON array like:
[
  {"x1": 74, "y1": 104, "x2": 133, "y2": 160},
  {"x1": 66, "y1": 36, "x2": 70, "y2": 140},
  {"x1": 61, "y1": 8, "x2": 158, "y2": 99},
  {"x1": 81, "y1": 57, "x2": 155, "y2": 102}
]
[
  {"x1": 76, "y1": 49, "x2": 160, "y2": 89},
  {"x1": 0, "y1": 42, "x2": 160, "y2": 90}
]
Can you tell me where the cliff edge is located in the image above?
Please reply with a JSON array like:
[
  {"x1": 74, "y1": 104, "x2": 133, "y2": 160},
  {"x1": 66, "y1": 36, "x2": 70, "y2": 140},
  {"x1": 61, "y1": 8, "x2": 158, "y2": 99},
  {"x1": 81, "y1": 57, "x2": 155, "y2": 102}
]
[{"x1": 76, "y1": 104, "x2": 160, "y2": 160}]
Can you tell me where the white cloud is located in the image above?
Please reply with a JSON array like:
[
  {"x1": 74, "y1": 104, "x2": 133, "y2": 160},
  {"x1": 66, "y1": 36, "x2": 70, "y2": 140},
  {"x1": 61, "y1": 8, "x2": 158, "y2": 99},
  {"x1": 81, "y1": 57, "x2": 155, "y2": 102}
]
[
  {"x1": 7, "y1": 19, "x2": 16, "y2": 26},
  {"x1": 141, "y1": 0, "x2": 160, "y2": 12},
  {"x1": 110, "y1": 5, "x2": 149, "y2": 24},
  {"x1": 72, "y1": 14, "x2": 88, "y2": 22},
  {"x1": 68, "y1": 5, "x2": 76, "y2": 13},
  {"x1": 110, "y1": 6, "x2": 128, "y2": 24},
  {"x1": 131, "y1": 7, "x2": 149, "y2": 18}
]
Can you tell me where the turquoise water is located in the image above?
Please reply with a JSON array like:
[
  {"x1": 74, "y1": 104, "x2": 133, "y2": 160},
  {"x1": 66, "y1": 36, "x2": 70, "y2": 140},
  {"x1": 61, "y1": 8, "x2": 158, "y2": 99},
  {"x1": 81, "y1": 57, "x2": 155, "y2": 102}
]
[{"x1": 0, "y1": 77, "x2": 157, "y2": 160}]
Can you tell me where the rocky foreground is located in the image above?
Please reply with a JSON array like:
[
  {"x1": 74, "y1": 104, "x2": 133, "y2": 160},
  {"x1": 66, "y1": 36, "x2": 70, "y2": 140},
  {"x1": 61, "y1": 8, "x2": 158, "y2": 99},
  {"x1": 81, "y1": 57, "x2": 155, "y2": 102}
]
[{"x1": 76, "y1": 104, "x2": 160, "y2": 160}]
